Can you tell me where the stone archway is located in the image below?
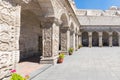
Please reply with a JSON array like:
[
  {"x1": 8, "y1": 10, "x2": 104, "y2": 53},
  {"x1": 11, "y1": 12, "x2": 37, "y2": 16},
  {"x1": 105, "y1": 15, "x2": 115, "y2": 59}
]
[
  {"x1": 92, "y1": 32, "x2": 99, "y2": 46},
  {"x1": 112, "y1": 32, "x2": 119, "y2": 46},
  {"x1": 82, "y1": 32, "x2": 89, "y2": 47},
  {"x1": 59, "y1": 13, "x2": 69, "y2": 51},
  {"x1": 19, "y1": 10, "x2": 42, "y2": 62},
  {"x1": 102, "y1": 32, "x2": 109, "y2": 46}
]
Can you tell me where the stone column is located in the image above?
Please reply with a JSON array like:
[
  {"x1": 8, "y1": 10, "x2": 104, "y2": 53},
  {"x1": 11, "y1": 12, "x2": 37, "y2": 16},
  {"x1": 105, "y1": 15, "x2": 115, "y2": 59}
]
[
  {"x1": 78, "y1": 32, "x2": 82, "y2": 46},
  {"x1": 98, "y1": 32, "x2": 103, "y2": 47},
  {"x1": 109, "y1": 32, "x2": 113, "y2": 47},
  {"x1": 88, "y1": 32, "x2": 92, "y2": 47},
  {"x1": 60, "y1": 26, "x2": 70, "y2": 54},
  {"x1": 73, "y1": 32, "x2": 76, "y2": 50},
  {"x1": 0, "y1": 2, "x2": 21, "y2": 79},
  {"x1": 118, "y1": 32, "x2": 120, "y2": 46},
  {"x1": 40, "y1": 17, "x2": 60, "y2": 64},
  {"x1": 75, "y1": 33, "x2": 79, "y2": 50}
]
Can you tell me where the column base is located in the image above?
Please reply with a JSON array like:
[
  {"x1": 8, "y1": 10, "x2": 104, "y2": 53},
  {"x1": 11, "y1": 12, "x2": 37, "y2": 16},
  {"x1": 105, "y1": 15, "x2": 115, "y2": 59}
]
[
  {"x1": 59, "y1": 51, "x2": 68, "y2": 55},
  {"x1": 89, "y1": 45, "x2": 92, "y2": 47},
  {"x1": 40, "y1": 56, "x2": 58, "y2": 64}
]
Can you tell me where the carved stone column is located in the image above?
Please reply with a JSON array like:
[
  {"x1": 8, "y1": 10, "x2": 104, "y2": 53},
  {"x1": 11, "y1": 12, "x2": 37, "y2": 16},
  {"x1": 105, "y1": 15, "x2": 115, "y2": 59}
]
[
  {"x1": 75, "y1": 33, "x2": 79, "y2": 50},
  {"x1": 118, "y1": 32, "x2": 120, "y2": 46},
  {"x1": 109, "y1": 32, "x2": 113, "y2": 47},
  {"x1": 0, "y1": 1, "x2": 21, "y2": 79},
  {"x1": 72, "y1": 31, "x2": 76, "y2": 50},
  {"x1": 88, "y1": 32, "x2": 92, "y2": 47},
  {"x1": 78, "y1": 32, "x2": 82, "y2": 46},
  {"x1": 40, "y1": 17, "x2": 60, "y2": 64},
  {"x1": 99, "y1": 32, "x2": 103, "y2": 47},
  {"x1": 60, "y1": 26, "x2": 70, "y2": 54}
]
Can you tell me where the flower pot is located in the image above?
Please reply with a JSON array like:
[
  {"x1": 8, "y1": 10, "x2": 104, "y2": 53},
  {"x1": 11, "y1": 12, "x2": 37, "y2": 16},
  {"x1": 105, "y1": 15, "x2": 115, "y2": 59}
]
[
  {"x1": 57, "y1": 58, "x2": 63, "y2": 63},
  {"x1": 69, "y1": 52, "x2": 72, "y2": 55}
]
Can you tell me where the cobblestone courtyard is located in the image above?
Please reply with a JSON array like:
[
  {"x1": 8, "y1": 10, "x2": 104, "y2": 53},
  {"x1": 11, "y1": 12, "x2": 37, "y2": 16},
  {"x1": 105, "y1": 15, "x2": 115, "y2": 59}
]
[{"x1": 31, "y1": 47, "x2": 120, "y2": 80}]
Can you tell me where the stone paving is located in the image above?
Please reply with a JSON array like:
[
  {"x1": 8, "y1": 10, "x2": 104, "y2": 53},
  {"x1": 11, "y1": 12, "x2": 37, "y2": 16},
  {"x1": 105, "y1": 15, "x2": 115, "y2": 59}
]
[
  {"x1": 31, "y1": 47, "x2": 120, "y2": 80},
  {"x1": 16, "y1": 56, "x2": 45, "y2": 76}
]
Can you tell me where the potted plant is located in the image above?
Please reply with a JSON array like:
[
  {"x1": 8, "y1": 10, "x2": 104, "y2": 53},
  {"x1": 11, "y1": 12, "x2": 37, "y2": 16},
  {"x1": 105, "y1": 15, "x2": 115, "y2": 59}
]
[
  {"x1": 68, "y1": 48, "x2": 74, "y2": 55},
  {"x1": 78, "y1": 45, "x2": 82, "y2": 49},
  {"x1": 57, "y1": 53, "x2": 65, "y2": 63}
]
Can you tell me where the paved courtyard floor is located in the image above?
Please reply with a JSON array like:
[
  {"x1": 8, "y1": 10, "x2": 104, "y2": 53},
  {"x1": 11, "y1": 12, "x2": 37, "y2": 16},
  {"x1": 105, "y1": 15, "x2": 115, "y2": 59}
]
[{"x1": 31, "y1": 47, "x2": 120, "y2": 80}]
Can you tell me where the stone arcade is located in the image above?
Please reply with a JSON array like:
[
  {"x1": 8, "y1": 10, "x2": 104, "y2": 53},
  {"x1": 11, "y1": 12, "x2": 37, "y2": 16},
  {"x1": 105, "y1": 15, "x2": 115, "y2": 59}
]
[{"x1": 0, "y1": 0, "x2": 120, "y2": 79}]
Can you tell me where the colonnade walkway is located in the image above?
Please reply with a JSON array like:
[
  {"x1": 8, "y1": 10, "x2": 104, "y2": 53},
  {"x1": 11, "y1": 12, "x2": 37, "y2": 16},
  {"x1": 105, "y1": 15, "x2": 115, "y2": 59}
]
[{"x1": 32, "y1": 47, "x2": 120, "y2": 80}]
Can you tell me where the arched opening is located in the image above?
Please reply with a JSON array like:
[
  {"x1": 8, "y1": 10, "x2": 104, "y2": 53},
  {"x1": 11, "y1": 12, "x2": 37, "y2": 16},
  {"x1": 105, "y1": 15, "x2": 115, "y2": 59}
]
[
  {"x1": 102, "y1": 32, "x2": 109, "y2": 46},
  {"x1": 112, "y1": 32, "x2": 119, "y2": 46},
  {"x1": 92, "y1": 32, "x2": 99, "y2": 46},
  {"x1": 19, "y1": 10, "x2": 42, "y2": 63},
  {"x1": 82, "y1": 32, "x2": 89, "y2": 47},
  {"x1": 59, "y1": 13, "x2": 68, "y2": 51}
]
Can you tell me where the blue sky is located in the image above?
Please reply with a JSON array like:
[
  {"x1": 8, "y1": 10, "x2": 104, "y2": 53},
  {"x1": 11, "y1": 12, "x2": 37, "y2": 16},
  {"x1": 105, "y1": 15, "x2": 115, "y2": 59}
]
[{"x1": 74, "y1": 0, "x2": 120, "y2": 10}]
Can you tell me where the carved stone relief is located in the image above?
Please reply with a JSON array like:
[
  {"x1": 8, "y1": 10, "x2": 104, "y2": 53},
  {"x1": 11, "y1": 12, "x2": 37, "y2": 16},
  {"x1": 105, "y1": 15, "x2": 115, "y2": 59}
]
[{"x1": 0, "y1": 0, "x2": 19, "y2": 79}]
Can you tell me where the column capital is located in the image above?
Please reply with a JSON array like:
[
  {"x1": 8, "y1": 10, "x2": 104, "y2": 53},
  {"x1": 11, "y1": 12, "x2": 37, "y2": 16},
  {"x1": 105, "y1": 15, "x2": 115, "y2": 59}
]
[
  {"x1": 61, "y1": 25, "x2": 70, "y2": 31},
  {"x1": 41, "y1": 17, "x2": 62, "y2": 28},
  {"x1": 88, "y1": 32, "x2": 92, "y2": 37}
]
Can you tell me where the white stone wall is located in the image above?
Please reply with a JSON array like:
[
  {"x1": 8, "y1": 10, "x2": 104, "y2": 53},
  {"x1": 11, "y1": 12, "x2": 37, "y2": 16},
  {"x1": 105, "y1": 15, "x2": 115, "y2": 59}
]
[{"x1": 0, "y1": 0, "x2": 20, "y2": 79}]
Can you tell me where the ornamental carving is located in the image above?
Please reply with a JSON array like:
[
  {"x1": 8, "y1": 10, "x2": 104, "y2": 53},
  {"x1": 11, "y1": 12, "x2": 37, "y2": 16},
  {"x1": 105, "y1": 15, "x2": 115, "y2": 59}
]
[
  {"x1": 0, "y1": 42, "x2": 9, "y2": 51},
  {"x1": 0, "y1": 13, "x2": 14, "y2": 26},
  {"x1": 0, "y1": 32, "x2": 10, "y2": 42},
  {"x1": 0, "y1": 53, "x2": 10, "y2": 65}
]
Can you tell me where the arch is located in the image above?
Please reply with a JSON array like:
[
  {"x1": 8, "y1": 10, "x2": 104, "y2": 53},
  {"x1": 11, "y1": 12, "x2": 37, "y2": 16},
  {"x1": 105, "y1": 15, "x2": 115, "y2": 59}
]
[
  {"x1": 60, "y1": 13, "x2": 69, "y2": 26},
  {"x1": 15, "y1": 0, "x2": 55, "y2": 16},
  {"x1": 82, "y1": 32, "x2": 89, "y2": 47},
  {"x1": 20, "y1": 10, "x2": 42, "y2": 62},
  {"x1": 112, "y1": 31, "x2": 119, "y2": 46},
  {"x1": 102, "y1": 32, "x2": 109, "y2": 46},
  {"x1": 59, "y1": 13, "x2": 69, "y2": 50},
  {"x1": 92, "y1": 31, "x2": 99, "y2": 46}
]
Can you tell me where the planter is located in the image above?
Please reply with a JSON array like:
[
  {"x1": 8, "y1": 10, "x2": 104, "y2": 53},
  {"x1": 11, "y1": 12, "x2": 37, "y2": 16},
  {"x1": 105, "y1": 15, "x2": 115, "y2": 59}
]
[
  {"x1": 69, "y1": 52, "x2": 72, "y2": 55},
  {"x1": 57, "y1": 58, "x2": 63, "y2": 63}
]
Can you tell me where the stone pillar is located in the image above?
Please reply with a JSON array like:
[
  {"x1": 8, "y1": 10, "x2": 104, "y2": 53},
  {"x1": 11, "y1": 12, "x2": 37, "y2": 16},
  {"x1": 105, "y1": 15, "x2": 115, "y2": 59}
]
[
  {"x1": 40, "y1": 17, "x2": 60, "y2": 64},
  {"x1": 99, "y1": 32, "x2": 103, "y2": 47},
  {"x1": 73, "y1": 32, "x2": 76, "y2": 50},
  {"x1": 60, "y1": 26, "x2": 70, "y2": 54},
  {"x1": 0, "y1": 2, "x2": 21, "y2": 79},
  {"x1": 109, "y1": 32, "x2": 113, "y2": 47},
  {"x1": 118, "y1": 33, "x2": 120, "y2": 46},
  {"x1": 88, "y1": 32, "x2": 92, "y2": 47},
  {"x1": 78, "y1": 32, "x2": 82, "y2": 46},
  {"x1": 75, "y1": 33, "x2": 79, "y2": 50}
]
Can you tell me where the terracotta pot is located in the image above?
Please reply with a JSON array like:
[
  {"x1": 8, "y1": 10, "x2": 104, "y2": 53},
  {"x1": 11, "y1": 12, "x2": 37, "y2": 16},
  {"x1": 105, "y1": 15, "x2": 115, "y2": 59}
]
[
  {"x1": 57, "y1": 58, "x2": 63, "y2": 63},
  {"x1": 69, "y1": 52, "x2": 72, "y2": 55}
]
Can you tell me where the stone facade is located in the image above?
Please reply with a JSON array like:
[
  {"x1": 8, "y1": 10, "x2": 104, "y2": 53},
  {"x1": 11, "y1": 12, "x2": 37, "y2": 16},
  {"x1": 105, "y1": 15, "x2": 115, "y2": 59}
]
[
  {"x1": 1, "y1": 0, "x2": 120, "y2": 79},
  {"x1": 76, "y1": 7, "x2": 120, "y2": 47},
  {"x1": 0, "y1": 0, "x2": 80, "y2": 79}
]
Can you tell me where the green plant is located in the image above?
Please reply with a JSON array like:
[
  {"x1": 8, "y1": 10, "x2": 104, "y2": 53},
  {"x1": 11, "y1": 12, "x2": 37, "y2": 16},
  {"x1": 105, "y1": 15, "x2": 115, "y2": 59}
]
[
  {"x1": 10, "y1": 70, "x2": 29, "y2": 80},
  {"x1": 68, "y1": 48, "x2": 74, "y2": 55},
  {"x1": 68, "y1": 48, "x2": 74, "y2": 53},
  {"x1": 78, "y1": 45, "x2": 82, "y2": 48},
  {"x1": 59, "y1": 53, "x2": 65, "y2": 59},
  {"x1": 57, "y1": 53, "x2": 65, "y2": 63}
]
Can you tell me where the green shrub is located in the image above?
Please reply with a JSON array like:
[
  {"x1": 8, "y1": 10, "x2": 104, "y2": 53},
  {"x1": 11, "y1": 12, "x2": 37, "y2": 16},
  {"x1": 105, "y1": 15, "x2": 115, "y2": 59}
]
[
  {"x1": 59, "y1": 53, "x2": 65, "y2": 59},
  {"x1": 68, "y1": 48, "x2": 74, "y2": 53},
  {"x1": 78, "y1": 45, "x2": 82, "y2": 48},
  {"x1": 10, "y1": 73, "x2": 26, "y2": 80},
  {"x1": 10, "y1": 70, "x2": 29, "y2": 80}
]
